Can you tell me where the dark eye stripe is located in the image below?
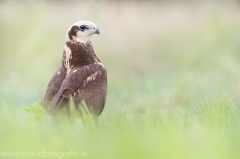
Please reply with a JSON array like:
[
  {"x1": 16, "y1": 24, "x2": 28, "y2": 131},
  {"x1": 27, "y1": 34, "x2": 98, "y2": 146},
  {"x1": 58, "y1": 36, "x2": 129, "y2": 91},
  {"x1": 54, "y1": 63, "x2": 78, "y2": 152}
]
[{"x1": 80, "y1": 25, "x2": 86, "y2": 30}]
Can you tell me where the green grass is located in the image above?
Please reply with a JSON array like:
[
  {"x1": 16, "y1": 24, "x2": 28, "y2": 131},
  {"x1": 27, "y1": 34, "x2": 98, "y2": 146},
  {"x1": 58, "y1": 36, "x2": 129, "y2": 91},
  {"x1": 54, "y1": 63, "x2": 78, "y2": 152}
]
[
  {"x1": 1, "y1": 1, "x2": 240, "y2": 159},
  {"x1": 1, "y1": 97, "x2": 240, "y2": 159}
]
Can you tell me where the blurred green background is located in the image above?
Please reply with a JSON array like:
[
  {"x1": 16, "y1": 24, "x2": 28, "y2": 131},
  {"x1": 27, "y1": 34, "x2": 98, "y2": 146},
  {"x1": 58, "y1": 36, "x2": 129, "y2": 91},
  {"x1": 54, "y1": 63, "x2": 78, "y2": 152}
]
[
  {"x1": 1, "y1": 1, "x2": 240, "y2": 159},
  {"x1": 1, "y1": 0, "x2": 240, "y2": 112}
]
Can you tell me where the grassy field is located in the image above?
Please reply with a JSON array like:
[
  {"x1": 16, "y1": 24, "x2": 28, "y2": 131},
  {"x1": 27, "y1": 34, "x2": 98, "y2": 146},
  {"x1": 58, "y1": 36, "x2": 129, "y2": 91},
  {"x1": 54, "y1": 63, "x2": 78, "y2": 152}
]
[{"x1": 1, "y1": 1, "x2": 240, "y2": 159}]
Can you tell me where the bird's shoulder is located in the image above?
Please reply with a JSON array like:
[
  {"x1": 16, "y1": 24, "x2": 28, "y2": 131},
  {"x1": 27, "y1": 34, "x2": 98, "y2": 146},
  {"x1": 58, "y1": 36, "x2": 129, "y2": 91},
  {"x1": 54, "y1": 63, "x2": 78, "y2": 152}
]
[{"x1": 61, "y1": 63, "x2": 107, "y2": 89}]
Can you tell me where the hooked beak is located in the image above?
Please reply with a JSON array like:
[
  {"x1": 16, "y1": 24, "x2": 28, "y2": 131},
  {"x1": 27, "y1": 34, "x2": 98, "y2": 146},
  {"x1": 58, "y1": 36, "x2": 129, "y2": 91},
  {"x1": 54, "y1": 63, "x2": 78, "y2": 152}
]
[{"x1": 93, "y1": 28, "x2": 100, "y2": 35}]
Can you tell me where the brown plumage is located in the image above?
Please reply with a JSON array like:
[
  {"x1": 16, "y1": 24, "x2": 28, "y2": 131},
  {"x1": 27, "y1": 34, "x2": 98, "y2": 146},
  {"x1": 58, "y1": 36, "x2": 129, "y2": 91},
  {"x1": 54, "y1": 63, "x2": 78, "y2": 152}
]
[{"x1": 41, "y1": 21, "x2": 107, "y2": 117}]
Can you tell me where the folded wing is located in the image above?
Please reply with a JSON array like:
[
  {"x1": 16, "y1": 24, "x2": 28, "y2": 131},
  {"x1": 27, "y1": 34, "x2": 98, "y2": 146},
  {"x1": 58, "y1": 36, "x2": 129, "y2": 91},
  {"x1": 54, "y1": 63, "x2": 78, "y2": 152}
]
[{"x1": 46, "y1": 64, "x2": 107, "y2": 116}]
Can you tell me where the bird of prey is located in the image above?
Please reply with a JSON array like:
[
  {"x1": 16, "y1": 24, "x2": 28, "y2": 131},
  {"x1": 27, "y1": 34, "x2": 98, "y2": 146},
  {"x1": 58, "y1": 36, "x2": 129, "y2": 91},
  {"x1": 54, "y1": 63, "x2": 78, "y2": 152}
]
[{"x1": 41, "y1": 21, "x2": 107, "y2": 117}]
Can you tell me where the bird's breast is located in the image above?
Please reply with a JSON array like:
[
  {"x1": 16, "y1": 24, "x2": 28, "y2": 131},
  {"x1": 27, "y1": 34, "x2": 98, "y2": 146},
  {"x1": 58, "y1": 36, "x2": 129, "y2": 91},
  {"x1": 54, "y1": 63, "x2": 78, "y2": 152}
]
[{"x1": 62, "y1": 41, "x2": 101, "y2": 73}]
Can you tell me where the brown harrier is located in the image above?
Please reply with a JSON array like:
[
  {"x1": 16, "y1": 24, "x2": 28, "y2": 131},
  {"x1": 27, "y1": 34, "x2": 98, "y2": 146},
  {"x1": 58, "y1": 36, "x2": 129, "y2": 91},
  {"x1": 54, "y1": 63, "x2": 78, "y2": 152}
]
[{"x1": 41, "y1": 21, "x2": 107, "y2": 117}]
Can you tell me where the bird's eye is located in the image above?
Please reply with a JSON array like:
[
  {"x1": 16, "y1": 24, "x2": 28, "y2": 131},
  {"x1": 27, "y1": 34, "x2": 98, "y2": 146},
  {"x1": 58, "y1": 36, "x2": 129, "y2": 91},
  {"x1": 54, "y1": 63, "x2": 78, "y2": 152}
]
[{"x1": 80, "y1": 25, "x2": 86, "y2": 30}]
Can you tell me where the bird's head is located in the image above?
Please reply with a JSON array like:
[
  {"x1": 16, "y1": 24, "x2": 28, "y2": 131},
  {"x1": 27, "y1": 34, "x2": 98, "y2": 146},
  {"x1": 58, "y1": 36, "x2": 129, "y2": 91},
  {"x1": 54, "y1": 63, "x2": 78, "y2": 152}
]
[{"x1": 67, "y1": 21, "x2": 100, "y2": 43}]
